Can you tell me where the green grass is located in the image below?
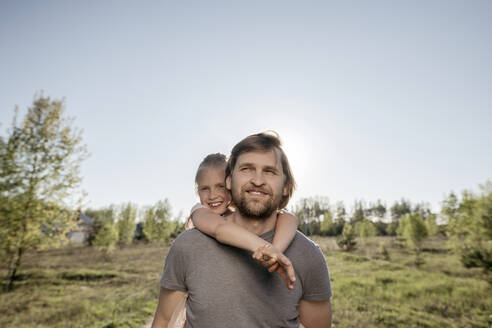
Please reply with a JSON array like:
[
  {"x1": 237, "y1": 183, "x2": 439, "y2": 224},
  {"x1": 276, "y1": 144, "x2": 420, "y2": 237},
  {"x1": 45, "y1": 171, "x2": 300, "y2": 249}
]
[
  {"x1": 312, "y1": 236, "x2": 492, "y2": 328},
  {"x1": 0, "y1": 243, "x2": 168, "y2": 328},
  {"x1": 1, "y1": 236, "x2": 491, "y2": 327}
]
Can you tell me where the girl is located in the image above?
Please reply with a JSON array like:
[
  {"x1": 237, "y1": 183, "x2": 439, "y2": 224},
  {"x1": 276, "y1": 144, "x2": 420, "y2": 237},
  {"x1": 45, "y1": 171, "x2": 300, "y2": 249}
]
[{"x1": 168, "y1": 153, "x2": 300, "y2": 328}]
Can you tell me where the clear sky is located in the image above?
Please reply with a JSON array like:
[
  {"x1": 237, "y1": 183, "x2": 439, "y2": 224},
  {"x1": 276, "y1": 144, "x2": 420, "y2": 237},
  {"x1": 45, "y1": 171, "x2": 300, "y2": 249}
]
[{"x1": 1, "y1": 0, "x2": 491, "y2": 220}]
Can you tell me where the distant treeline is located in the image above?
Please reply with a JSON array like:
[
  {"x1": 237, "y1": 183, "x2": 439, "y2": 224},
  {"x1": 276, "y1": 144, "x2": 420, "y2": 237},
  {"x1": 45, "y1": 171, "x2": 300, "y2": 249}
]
[
  {"x1": 81, "y1": 199, "x2": 185, "y2": 255},
  {"x1": 292, "y1": 196, "x2": 439, "y2": 237},
  {"x1": 82, "y1": 196, "x2": 438, "y2": 248},
  {"x1": 291, "y1": 183, "x2": 491, "y2": 273},
  {"x1": 81, "y1": 181, "x2": 491, "y2": 274}
]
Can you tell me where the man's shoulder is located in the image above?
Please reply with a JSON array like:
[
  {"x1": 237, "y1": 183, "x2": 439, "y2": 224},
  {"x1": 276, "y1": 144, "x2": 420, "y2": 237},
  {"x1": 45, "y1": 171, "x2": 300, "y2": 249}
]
[
  {"x1": 170, "y1": 228, "x2": 217, "y2": 252},
  {"x1": 289, "y1": 232, "x2": 332, "y2": 301},
  {"x1": 287, "y1": 231, "x2": 325, "y2": 262},
  {"x1": 292, "y1": 230, "x2": 322, "y2": 250},
  {"x1": 173, "y1": 228, "x2": 210, "y2": 243}
]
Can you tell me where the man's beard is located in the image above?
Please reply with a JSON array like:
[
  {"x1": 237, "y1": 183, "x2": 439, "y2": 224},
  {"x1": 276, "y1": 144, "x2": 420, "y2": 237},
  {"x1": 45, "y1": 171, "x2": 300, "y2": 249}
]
[{"x1": 232, "y1": 182, "x2": 281, "y2": 220}]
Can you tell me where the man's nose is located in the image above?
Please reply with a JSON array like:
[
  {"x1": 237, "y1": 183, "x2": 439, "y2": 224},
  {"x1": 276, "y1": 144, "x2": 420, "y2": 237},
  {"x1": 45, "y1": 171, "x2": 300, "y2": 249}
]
[{"x1": 250, "y1": 171, "x2": 265, "y2": 186}]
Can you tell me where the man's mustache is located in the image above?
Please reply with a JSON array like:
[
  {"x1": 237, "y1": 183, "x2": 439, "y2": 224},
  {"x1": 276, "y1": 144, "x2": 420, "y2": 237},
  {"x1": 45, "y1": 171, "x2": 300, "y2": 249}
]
[{"x1": 242, "y1": 184, "x2": 272, "y2": 196}]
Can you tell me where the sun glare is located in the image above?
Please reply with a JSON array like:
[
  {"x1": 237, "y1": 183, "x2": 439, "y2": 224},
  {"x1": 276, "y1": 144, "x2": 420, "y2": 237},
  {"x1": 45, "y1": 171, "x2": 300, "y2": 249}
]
[{"x1": 278, "y1": 130, "x2": 310, "y2": 183}]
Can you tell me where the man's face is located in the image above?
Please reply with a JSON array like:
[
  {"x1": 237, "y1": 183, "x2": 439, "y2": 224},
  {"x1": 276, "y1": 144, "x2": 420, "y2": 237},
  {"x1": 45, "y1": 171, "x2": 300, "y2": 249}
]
[
  {"x1": 197, "y1": 166, "x2": 231, "y2": 215},
  {"x1": 227, "y1": 150, "x2": 287, "y2": 219}
]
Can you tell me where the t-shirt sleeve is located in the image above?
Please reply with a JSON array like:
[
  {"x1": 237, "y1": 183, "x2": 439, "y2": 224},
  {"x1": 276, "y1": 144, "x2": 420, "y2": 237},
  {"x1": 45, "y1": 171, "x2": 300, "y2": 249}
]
[
  {"x1": 301, "y1": 243, "x2": 332, "y2": 301},
  {"x1": 160, "y1": 239, "x2": 188, "y2": 292}
]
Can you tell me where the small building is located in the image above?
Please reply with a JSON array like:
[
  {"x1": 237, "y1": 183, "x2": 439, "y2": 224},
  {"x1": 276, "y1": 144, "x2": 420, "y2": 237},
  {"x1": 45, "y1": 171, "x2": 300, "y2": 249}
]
[{"x1": 67, "y1": 213, "x2": 93, "y2": 243}]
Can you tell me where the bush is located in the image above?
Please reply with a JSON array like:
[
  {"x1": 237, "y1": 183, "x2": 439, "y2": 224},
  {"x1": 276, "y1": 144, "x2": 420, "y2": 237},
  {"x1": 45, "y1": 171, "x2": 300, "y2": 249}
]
[
  {"x1": 397, "y1": 213, "x2": 428, "y2": 251},
  {"x1": 379, "y1": 242, "x2": 390, "y2": 261},
  {"x1": 355, "y1": 219, "x2": 378, "y2": 241},
  {"x1": 93, "y1": 221, "x2": 118, "y2": 258},
  {"x1": 337, "y1": 223, "x2": 357, "y2": 251},
  {"x1": 460, "y1": 246, "x2": 492, "y2": 270},
  {"x1": 85, "y1": 207, "x2": 116, "y2": 246},
  {"x1": 397, "y1": 213, "x2": 428, "y2": 266},
  {"x1": 446, "y1": 182, "x2": 492, "y2": 273}
]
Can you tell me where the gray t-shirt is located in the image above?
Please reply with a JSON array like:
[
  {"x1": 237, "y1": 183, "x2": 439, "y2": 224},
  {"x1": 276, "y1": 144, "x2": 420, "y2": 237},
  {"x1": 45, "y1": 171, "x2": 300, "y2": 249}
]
[{"x1": 160, "y1": 229, "x2": 331, "y2": 328}]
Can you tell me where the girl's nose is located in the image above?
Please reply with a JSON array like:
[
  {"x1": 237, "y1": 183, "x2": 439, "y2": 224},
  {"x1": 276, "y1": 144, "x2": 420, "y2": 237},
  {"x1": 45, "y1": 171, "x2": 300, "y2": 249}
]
[{"x1": 210, "y1": 188, "x2": 219, "y2": 200}]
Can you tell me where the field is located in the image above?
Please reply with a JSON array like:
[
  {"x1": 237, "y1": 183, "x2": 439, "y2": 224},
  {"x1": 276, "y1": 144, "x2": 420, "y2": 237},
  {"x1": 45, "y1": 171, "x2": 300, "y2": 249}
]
[
  {"x1": 1, "y1": 236, "x2": 490, "y2": 328},
  {"x1": 312, "y1": 236, "x2": 491, "y2": 327},
  {"x1": 0, "y1": 243, "x2": 167, "y2": 328}
]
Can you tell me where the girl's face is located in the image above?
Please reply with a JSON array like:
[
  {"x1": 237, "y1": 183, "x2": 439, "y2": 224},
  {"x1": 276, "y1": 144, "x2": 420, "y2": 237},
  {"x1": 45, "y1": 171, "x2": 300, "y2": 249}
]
[{"x1": 196, "y1": 166, "x2": 231, "y2": 215}]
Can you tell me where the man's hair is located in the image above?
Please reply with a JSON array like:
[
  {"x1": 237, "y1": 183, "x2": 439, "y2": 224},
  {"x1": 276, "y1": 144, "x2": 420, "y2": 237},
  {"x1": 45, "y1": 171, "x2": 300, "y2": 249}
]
[
  {"x1": 195, "y1": 153, "x2": 227, "y2": 184},
  {"x1": 226, "y1": 131, "x2": 296, "y2": 209}
]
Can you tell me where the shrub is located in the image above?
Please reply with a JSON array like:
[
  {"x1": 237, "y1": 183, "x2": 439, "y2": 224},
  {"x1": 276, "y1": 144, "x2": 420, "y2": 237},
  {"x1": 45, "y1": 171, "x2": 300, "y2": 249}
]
[
  {"x1": 446, "y1": 182, "x2": 492, "y2": 273},
  {"x1": 336, "y1": 223, "x2": 357, "y2": 251},
  {"x1": 379, "y1": 242, "x2": 390, "y2": 261},
  {"x1": 93, "y1": 221, "x2": 118, "y2": 258}
]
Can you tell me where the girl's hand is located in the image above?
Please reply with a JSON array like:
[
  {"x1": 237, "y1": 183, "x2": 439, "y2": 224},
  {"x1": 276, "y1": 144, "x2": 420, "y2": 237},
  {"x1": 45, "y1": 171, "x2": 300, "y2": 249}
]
[
  {"x1": 252, "y1": 244, "x2": 296, "y2": 290},
  {"x1": 252, "y1": 244, "x2": 274, "y2": 266}
]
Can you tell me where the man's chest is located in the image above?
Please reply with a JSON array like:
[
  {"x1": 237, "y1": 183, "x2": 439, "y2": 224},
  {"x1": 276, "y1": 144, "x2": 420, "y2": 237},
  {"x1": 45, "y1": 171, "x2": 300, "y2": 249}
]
[{"x1": 183, "y1": 243, "x2": 302, "y2": 325}]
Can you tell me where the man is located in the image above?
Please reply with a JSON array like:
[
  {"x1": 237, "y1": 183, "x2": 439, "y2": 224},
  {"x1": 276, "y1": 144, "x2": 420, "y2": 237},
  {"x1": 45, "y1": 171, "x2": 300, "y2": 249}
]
[{"x1": 152, "y1": 132, "x2": 332, "y2": 327}]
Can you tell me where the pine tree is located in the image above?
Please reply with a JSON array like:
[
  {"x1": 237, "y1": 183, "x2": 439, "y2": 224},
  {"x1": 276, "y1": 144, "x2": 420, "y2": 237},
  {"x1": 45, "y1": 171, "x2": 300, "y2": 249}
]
[
  {"x1": 117, "y1": 202, "x2": 137, "y2": 245},
  {"x1": 336, "y1": 223, "x2": 357, "y2": 251}
]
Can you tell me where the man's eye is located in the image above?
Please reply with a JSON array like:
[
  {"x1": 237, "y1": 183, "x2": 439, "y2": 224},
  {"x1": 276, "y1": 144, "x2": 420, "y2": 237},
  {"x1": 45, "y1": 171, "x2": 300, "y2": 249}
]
[
  {"x1": 265, "y1": 170, "x2": 276, "y2": 175},
  {"x1": 218, "y1": 185, "x2": 225, "y2": 189},
  {"x1": 240, "y1": 167, "x2": 250, "y2": 172}
]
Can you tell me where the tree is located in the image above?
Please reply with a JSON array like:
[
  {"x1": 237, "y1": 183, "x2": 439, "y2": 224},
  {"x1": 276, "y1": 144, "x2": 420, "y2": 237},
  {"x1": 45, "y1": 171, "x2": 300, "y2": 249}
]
[
  {"x1": 350, "y1": 199, "x2": 366, "y2": 224},
  {"x1": 441, "y1": 192, "x2": 459, "y2": 223},
  {"x1": 85, "y1": 206, "x2": 115, "y2": 246},
  {"x1": 336, "y1": 223, "x2": 357, "y2": 251},
  {"x1": 332, "y1": 201, "x2": 347, "y2": 235},
  {"x1": 373, "y1": 221, "x2": 389, "y2": 236},
  {"x1": 93, "y1": 220, "x2": 118, "y2": 258},
  {"x1": 355, "y1": 219, "x2": 378, "y2": 242},
  {"x1": 390, "y1": 199, "x2": 412, "y2": 222},
  {"x1": 425, "y1": 213, "x2": 439, "y2": 236},
  {"x1": 387, "y1": 199, "x2": 412, "y2": 235},
  {"x1": 294, "y1": 197, "x2": 330, "y2": 236},
  {"x1": 0, "y1": 95, "x2": 88, "y2": 291},
  {"x1": 398, "y1": 212, "x2": 428, "y2": 265},
  {"x1": 368, "y1": 199, "x2": 387, "y2": 220},
  {"x1": 410, "y1": 202, "x2": 438, "y2": 236},
  {"x1": 142, "y1": 199, "x2": 176, "y2": 244},
  {"x1": 117, "y1": 202, "x2": 137, "y2": 245},
  {"x1": 320, "y1": 209, "x2": 334, "y2": 236},
  {"x1": 335, "y1": 201, "x2": 347, "y2": 222},
  {"x1": 447, "y1": 183, "x2": 492, "y2": 272}
]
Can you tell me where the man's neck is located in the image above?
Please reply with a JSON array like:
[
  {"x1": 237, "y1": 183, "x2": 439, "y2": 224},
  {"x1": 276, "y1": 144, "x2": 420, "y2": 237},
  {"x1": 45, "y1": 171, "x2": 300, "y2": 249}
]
[{"x1": 228, "y1": 210, "x2": 278, "y2": 236}]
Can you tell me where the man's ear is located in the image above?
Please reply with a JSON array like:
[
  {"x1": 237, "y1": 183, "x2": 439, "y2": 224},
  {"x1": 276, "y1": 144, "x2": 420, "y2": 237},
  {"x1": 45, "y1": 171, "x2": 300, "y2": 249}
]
[
  {"x1": 226, "y1": 175, "x2": 231, "y2": 190},
  {"x1": 282, "y1": 185, "x2": 288, "y2": 196}
]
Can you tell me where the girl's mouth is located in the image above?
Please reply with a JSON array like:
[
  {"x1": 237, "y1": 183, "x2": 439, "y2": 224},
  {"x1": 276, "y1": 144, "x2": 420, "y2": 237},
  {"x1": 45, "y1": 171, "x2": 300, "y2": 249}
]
[{"x1": 208, "y1": 201, "x2": 223, "y2": 208}]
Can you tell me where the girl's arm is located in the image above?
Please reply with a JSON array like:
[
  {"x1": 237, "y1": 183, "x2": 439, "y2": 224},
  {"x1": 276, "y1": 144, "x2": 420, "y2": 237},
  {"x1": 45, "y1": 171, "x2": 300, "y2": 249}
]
[
  {"x1": 191, "y1": 206, "x2": 268, "y2": 252},
  {"x1": 272, "y1": 210, "x2": 299, "y2": 252},
  {"x1": 191, "y1": 206, "x2": 296, "y2": 289},
  {"x1": 185, "y1": 216, "x2": 195, "y2": 230},
  {"x1": 254, "y1": 211, "x2": 298, "y2": 282}
]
